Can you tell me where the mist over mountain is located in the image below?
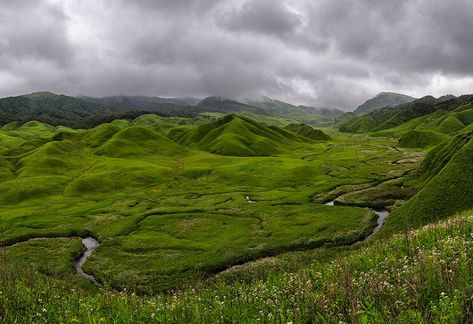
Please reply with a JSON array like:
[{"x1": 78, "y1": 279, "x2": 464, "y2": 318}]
[
  {"x1": 353, "y1": 92, "x2": 416, "y2": 115},
  {"x1": 0, "y1": 92, "x2": 343, "y2": 128}
]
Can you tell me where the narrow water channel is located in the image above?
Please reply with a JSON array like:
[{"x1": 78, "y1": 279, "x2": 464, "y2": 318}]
[
  {"x1": 324, "y1": 200, "x2": 389, "y2": 242},
  {"x1": 75, "y1": 236, "x2": 101, "y2": 286}
]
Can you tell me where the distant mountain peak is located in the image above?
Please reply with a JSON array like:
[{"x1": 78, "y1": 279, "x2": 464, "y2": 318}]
[
  {"x1": 25, "y1": 91, "x2": 59, "y2": 98},
  {"x1": 354, "y1": 92, "x2": 416, "y2": 115}
]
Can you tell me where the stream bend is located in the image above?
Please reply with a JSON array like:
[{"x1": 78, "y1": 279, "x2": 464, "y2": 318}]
[
  {"x1": 75, "y1": 236, "x2": 101, "y2": 286},
  {"x1": 325, "y1": 201, "x2": 389, "y2": 242}
]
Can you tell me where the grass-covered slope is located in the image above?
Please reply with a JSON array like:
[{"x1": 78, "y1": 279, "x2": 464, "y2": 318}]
[
  {"x1": 397, "y1": 129, "x2": 449, "y2": 148},
  {"x1": 3, "y1": 210, "x2": 473, "y2": 322},
  {"x1": 384, "y1": 131, "x2": 473, "y2": 234},
  {"x1": 283, "y1": 123, "x2": 331, "y2": 140},
  {"x1": 171, "y1": 114, "x2": 312, "y2": 156},
  {"x1": 341, "y1": 95, "x2": 473, "y2": 134},
  {"x1": 94, "y1": 126, "x2": 187, "y2": 158},
  {"x1": 340, "y1": 98, "x2": 437, "y2": 133}
]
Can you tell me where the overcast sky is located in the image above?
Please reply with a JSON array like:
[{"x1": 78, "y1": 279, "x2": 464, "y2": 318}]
[{"x1": 1, "y1": 0, "x2": 473, "y2": 109}]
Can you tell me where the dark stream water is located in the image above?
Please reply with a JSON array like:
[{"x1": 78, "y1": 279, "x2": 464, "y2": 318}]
[
  {"x1": 324, "y1": 200, "x2": 389, "y2": 242},
  {"x1": 75, "y1": 236, "x2": 101, "y2": 285}
]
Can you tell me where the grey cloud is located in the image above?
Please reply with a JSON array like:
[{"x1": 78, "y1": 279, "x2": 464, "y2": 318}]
[
  {"x1": 219, "y1": 0, "x2": 302, "y2": 36},
  {"x1": 1, "y1": 0, "x2": 473, "y2": 109},
  {"x1": 125, "y1": 0, "x2": 220, "y2": 14},
  {"x1": 0, "y1": 0, "x2": 72, "y2": 66}
]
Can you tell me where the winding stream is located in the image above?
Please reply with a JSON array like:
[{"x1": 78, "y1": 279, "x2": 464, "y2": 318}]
[
  {"x1": 75, "y1": 236, "x2": 101, "y2": 286},
  {"x1": 325, "y1": 200, "x2": 389, "y2": 242}
]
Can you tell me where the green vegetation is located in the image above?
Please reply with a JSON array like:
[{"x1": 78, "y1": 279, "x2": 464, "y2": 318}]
[
  {"x1": 341, "y1": 96, "x2": 473, "y2": 135},
  {"x1": 2, "y1": 210, "x2": 473, "y2": 322},
  {"x1": 383, "y1": 131, "x2": 473, "y2": 235},
  {"x1": 0, "y1": 92, "x2": 114, "y2": 128},
  {"x1": 398, "y1": 130, "x2": 449, "y2": 148},
  {"x1": 0, "y1": 92, "x2": 342, "y2": 130},
  {"x1": 0, "y1": 113, "x2": 416, "y2": 294},
  {"x1": 283, "y1": 123, "x2": 331, "y2": 140},
  {"x1": 170, "y1": 114, "x2": 318, "y2": 156},
  {"x1": 3, "y1": 99, "x2": 473, "y2": 322}
]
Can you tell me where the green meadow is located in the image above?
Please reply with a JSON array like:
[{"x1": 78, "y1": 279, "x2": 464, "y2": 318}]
[
  {"x1": 4, "y1": 109, "x2": 473, "y2": 322},
  {"x1": 0, "y1": 114, "x2": 417, "y2": 293}
]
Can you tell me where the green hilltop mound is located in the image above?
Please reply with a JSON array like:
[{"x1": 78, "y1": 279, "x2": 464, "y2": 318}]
[
  {"x1": 80, "y1": 123, "x2": 123, "y2": 148},
  {"x1": 0, "y1": 156, "x2": 14, "y2": 181},
  {"x1": 171, "y1": 114, "x2": 310, "y2": 156},
  {"x1": 17, "y1": 141, "x2": 91, "y2": 177},
  {"x1": 397, "y1": 130, "x2": 449, "y2": 148},
  {"x1": 0, "y1": 132, "x2": 25, "y2": 155},
  {"x1": 384, "y1": 131, "x2": 473, "y2": 234},
  {"x1": 94, "y1": 126, "x2": 187, "y2": 158},
  {"x1": 436, "y1": 115, "x2": 465, "y2": 133},
  {"x1": 283, "y1": 123, "x2": 331, "y2": 140},
  {"x1": 131, "y1": 114, "x2": 193, "y2": 133},
  {"x1": 0, "y1": 121, "x2": 59, "y2": 156}
]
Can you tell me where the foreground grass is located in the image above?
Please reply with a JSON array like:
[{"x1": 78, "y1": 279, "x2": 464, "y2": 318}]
[{"x1": 2, "y1": 211, "x2": 473, "y2": 323}]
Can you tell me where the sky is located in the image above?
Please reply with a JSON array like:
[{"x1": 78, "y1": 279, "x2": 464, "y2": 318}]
[{"x1": 1, "y1": 0, "x2": 473, "y2": 109}]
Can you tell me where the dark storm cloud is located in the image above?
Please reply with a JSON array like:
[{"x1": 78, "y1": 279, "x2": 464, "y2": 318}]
[
  {"x1": 126, "y1": 0, "x2": 219, "y2": 13},
  {"x1": 219, "y1": 0, "x2": 302, "y2": 36},
  {"x1": 0, "y1": 0, "x2": 72, "y2": 66},
  {"x1": 1, "y1": 0, "x2": 473, "y2": 109}
]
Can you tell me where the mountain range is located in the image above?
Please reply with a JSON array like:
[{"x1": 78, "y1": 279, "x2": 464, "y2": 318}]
[{"x1": 0, "y1": 92, "x2": 343, "y2": 129}]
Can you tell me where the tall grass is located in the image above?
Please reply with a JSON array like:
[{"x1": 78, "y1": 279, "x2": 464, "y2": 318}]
[{"x1": 2, "y1": 211, "x2": 473, "y2": 323}]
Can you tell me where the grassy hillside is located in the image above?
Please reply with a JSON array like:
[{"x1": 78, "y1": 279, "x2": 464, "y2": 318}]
[
  {"x1": 383, "y1": 131, "x2": 473, "y2": 235},
  {"x1": 94, "y1": 126, "x2": 187, "y2": 158},
  {"x1": 170, "y1": 114, "x2": 315, "y2": 156},
  {"x1": 340, "y1": 95, "x2": 473, "y2": 134},
  {"x1": 397, "y1": 130, "x2": 449, "y2": 148},
  {"x1": 283, "y1": 123, "x2": 331, "y2": 140},
  {"x1": 2, "y1": 209, "x2": 473, "y2": 322}
]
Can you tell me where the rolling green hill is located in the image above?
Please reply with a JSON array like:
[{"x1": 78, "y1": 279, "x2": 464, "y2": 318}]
[
  {"x1": 397, "y1": 130, "x2": 449, "y2": 148},
  {"x1": 341, "y1": 96, "x2": 473, "y2": 135},
  {"x1": 384, "y1": 131, "x2": 473, "y2": 234},
  {"x1": 170, "y1": 114, "x2": 315, "y2": 156},
  {"x1": 283, "y1": 123, "x2": 331, "y2": 140},
  {"x1": 94, "y1": 126, "x2": 187, "y2": 158}
]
